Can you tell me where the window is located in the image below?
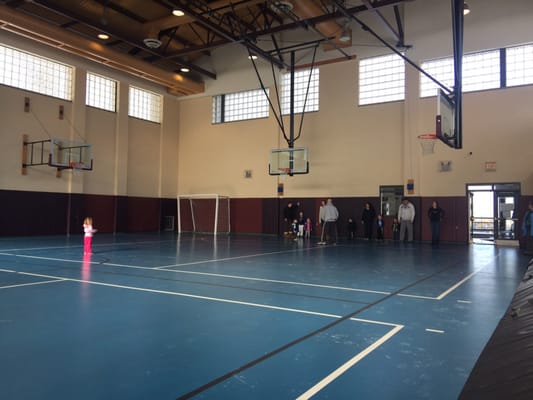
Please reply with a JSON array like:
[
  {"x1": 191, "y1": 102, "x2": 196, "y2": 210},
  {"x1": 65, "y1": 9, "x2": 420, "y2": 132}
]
[
  {"x1": 86, "y1": 72, "x2": 117, "y2": 112},
  {"x1": 420, "y1": 49, "x2": 501, "y2": 97},
  {"x1": 380, "y1": 185, "x2": 404, "y2": 217},
  {"x1": 0, "y1": 44, "x2": 73, "y2": 100},
  {"x1": 359, "y1": 53, "x2": 405, "y2": 105},
  {"x1": 420, "y1": 58, "x2": 454, "y2": 98},
  {"x1": 128, "y1": 86, "x2": 161, "y2": 123},
  {"x1": 212, "y1": 88, "x2": 269, "y2": 124},
  {"x1": 281, "y1": 68, "x2": 319, "y2": 114},
  {"x1": 462, "y1": 50, "x2": 500, "y2": 92},
  {"x1": 506, "y1": 44, "x2": 533, "y2": 87}
]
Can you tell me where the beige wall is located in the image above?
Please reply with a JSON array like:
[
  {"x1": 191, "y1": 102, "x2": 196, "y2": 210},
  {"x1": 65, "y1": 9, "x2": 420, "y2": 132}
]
[
  {"x1": 1, "y1": 0, "x2": 532, "y2": 201},
  {"x1": 177, "y1": 59, "x2": 533, "y2": 198},
  {"x1": 0, "y1": 32, "x2": 180, "y2": 199},
  {"x1": 177, "y1": 0, "x2": 533, "y2": 198}
]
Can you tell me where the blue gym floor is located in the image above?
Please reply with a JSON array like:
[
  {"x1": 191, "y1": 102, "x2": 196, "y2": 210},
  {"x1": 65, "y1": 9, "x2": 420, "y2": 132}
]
[{"x1": 0, "y1": 233, "x2": 529, "y2": 399}]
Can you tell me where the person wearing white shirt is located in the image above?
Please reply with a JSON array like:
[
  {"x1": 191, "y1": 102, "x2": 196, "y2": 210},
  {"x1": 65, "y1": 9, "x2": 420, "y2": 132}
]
[
  {"x1": 398, "y1": 198, "x2": 415, "y2": 242},
  {"x1": 319, "y1": 198, "x2": 339, "y2": 245}
]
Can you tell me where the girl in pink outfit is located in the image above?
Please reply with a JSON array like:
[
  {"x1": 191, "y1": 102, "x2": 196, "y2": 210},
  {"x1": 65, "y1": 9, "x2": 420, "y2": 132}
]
[
  {"x1": 304, "y1": 217, "x2": 312, "y2": 238},
  {"x1": 83, "y1": 217, "x2": 97, "y2": 254}
]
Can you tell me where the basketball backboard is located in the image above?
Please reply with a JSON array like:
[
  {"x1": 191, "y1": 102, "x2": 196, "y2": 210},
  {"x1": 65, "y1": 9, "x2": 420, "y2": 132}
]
[
  {"x1": 436, "y1": 89, "x2": 462, "y2": 149},
  {"x1": 269, "y1": 147, "x2": 309, "y2": 175},
  {"x1": 49, "y1": 137, "x2": 93, "y2": 170}
]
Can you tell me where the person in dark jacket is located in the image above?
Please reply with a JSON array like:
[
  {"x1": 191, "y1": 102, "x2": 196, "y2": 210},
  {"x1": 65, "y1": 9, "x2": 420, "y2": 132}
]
[
  {"x1": 361, "y1": 202, "x2": 376, "y2": 241},
  {"x1": 522, "y1": 202, "x2": 533, "y2": 255},
  {"x1": 428, "y1": 201, "x2": 445, "y2": 245}
]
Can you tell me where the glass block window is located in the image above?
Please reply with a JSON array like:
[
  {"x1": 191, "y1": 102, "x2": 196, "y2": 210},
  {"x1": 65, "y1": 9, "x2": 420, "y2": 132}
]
[
  {"x1": 421, "y1": 50, "x2": 501, "y2": 97},
  {"x1": 212, "y1": 88, "x2": 269, "y2": 124},
  {"x1": 506, "y1": 44, "x2": 533, "y2": 87},
  {"x1": 462, "y1": 49, "x2": 500, "y2": 92},
  {"x1": 86, "y1": 72, "x2": 117, "y2": 112},
  {"x1": 0, "y1": 44, "x2": 73, "y2": 100},
  {"x1": 128, "y1": 86, "x2": 162, "y2": 123},
  {"x1": 359, "y1": 53, "x2": 405, "y2": 105},
  {"x1": 420, "y1": 57, "x2": 454, "y2": 97},
  {"x1": 281, "y1": 68, "x2": 319, "y2": 114}
]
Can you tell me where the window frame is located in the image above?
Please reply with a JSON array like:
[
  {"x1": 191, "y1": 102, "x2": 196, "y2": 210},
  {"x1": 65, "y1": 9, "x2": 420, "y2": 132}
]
[
  {"x1": 280, "y1": 67, "x2": 319, "y2": 115},
  {"x1": 0, "y1": 44, "x2": 73, "y2": 101},
  {"x1": 128, "y1": 85, "x2": 162, "y2": 124},
  {"x1": 359, "y1": 53, "x2": 405, "y2": 106},
  {"x1": 212, "y1": 88, "x2": 270, "y2": 124},
  {"x1": 86, "y1": 71, "x2": 117, "y2": 112}
]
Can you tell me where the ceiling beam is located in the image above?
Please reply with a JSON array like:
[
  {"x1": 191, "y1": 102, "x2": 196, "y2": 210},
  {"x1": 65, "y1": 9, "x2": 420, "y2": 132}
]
[{"x1": 0, "y1": 5, "x2": 204, "y2": 96}]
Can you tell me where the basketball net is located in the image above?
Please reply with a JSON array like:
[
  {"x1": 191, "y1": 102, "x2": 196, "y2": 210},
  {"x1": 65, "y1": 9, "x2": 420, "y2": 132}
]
[
  {"x1": 69, "y1": 161, "x2": 84, "y2": 177},
  {"x1": 278, "y1": 167, "x2": 291, "y2": 181},
  {"x1": 417, "y1": 134, "x2": 437, "y2": 155}
]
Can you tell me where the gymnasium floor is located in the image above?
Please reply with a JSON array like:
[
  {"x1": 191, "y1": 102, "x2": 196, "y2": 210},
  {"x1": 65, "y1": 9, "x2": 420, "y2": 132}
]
[{"x1": 0, "y1": 233, "x2": 529, "y2": 400}]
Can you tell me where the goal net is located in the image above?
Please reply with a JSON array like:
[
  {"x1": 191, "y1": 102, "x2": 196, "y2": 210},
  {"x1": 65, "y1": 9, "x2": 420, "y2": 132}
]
[{"x1": 177, "y1": 194, "x2": 230, "y2": 234}]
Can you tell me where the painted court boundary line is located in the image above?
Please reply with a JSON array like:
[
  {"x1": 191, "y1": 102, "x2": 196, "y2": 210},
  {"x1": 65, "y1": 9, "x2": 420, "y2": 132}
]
[
  {"x1": 0, "y1": 252, "x2": 482, "y2": 300},
  {"x1": 0, "y1": 276, "x2": 66, "y2": 290},
  {"x1": 397, "y1": 268, "x2": 483, "y2": 300},
  {"x1": 296, "y1": 325, "x2": 404, "y2": 399},
  {"x1": 0, "y1": 238, "x2": 180, "y2": 253},
  {"x1": 1, "y1": 268, "x2": 404, "y2": 398},
  {"x1": 0, "y1": 252, "x2": 391, "y2": 296},
  {"x1": 153, "y1": 245, "x2": 326, "y2": 269}
]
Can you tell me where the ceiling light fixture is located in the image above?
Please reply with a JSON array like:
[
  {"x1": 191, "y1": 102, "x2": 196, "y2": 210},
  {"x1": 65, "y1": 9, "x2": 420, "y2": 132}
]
[
  {"x1": 180, "y1": 67, "x2": 190, "y2": 73},
  {"x1": 463, "y1": 2, "x2": 470, "y2": 15},
  {"x1": 97, "y1": 33, "x2": 109, "y2": 40},
  {"x1": 339, "y1": 28, "x2": 351, "y2": 43},
  {"x1": 143, "y1": 38, "x2": 162, "y2": 49},
  {"x1": 172, "y1": 9, "x2": 185, "y2": 17},
  {"x1": 248, "y1": 54, "x2": 258, "y2": 60},
  {"x1": 270, "y1": 1, "x2": 293, "y2": 14}
]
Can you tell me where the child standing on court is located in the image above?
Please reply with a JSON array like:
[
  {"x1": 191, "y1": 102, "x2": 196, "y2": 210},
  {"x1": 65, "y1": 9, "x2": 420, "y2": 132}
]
[
  {"x1": 304, "y1": 217, "x2": 312, "y2": 239},
  {"x1": 83, "y1": 217, "x2": 97, "y2": 255},
  {"x1": 376, "y1": 214, "x2": 385, "y2": 240},
  {"x1": 392, "y1": 218, "x2": 400, "y2": 241}
]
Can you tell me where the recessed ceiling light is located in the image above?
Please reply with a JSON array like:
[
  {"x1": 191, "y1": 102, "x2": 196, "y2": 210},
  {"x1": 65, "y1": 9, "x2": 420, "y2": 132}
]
[
  {"x1": 180, "y1": 67, "x2": 190, "y2": 73},
  {"x1": 248, "y1": 55, "x2": 258, "y2": 60},
  {"x1": 98, "y1": 33, "x2": 109, "y2": 40},
  {"x1": 172, "y1": 9, "x2": 185, "y2": 17}
]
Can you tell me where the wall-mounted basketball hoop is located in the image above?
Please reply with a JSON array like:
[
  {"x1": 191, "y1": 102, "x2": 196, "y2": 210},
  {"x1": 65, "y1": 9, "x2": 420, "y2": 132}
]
[
  {"x1": 417, "y1": 133, "x2": 437, "y2": 155},
  {"x1": 21, "y1": 134, "x2": 93, "y2": 176}
]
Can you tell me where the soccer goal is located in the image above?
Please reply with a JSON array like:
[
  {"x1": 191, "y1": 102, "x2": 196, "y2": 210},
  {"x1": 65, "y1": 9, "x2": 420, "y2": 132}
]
[{"x1": 177, "y1": 194, "x2": 230, "y2": 234}]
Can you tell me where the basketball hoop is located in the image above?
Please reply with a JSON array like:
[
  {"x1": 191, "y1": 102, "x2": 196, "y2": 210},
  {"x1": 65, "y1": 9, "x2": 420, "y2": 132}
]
[
  {"x1": 417, "y1": 133, "x2": 437, "y2": 155},
  {"x1": 278, "y1": 167, "x2": 291, "y2": 181},
  {"x1": 69, "y1": 161, "x2": 84, "y2": 170}
]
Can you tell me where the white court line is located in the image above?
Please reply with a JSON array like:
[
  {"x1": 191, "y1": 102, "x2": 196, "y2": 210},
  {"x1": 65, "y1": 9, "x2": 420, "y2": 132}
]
[
  {"x1": 0, "y1": 252, "x2": 483, "y2": 301},
  {"x1": 397, "y1": 269, "x2": 484, "y2": 301},
  {"x1": 1, "y1": 253, "x2": 150, "y2": 270},
  {"x1": 4, "y1": 269, "x2": 346, "y2": 319},
  {"x1": 0, "y1": 253, "x2": 390, "y2": 296},
  {"x1": 157, "y1": 269, "x2": 391, "y2": 295},
  {"x1": 397, "y1": 293, "x2": 438, "y2": 300},
  {"x1": 425, "y1": 328, "x2": 445, "y2": 334},
  {"x1": 3, "y1": 268, "x2": 405, "y2": 397},
  {"x1": 296, "y1": 325, "x2": 404, "y2": 399},
  {"x1": 0, "y1": 239, "x2": 178, "y2": 253},
  {"x1": 154, "y1": 247, "x2": 321, "y2": 269},
  {"x1": 0, "y1": 279, "x2": 66, "y2": 290},
  {"x1": 435, "y1": 270, "x2": 481, "y2": 300}
]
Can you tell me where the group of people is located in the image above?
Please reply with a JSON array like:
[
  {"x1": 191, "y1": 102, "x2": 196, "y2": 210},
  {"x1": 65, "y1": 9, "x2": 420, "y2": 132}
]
[
  {"x1": 357, "y1": 198, "x2": 444, "y2": 245},
  {"x1": 283, "y1": 198, "x2": 446, "y2": 245}
]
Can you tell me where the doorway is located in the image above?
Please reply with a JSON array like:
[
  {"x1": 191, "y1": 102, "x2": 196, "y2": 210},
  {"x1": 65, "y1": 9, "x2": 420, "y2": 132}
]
[{"x1": 467, "y1": 183, "x2": 520, "y2": 245}]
